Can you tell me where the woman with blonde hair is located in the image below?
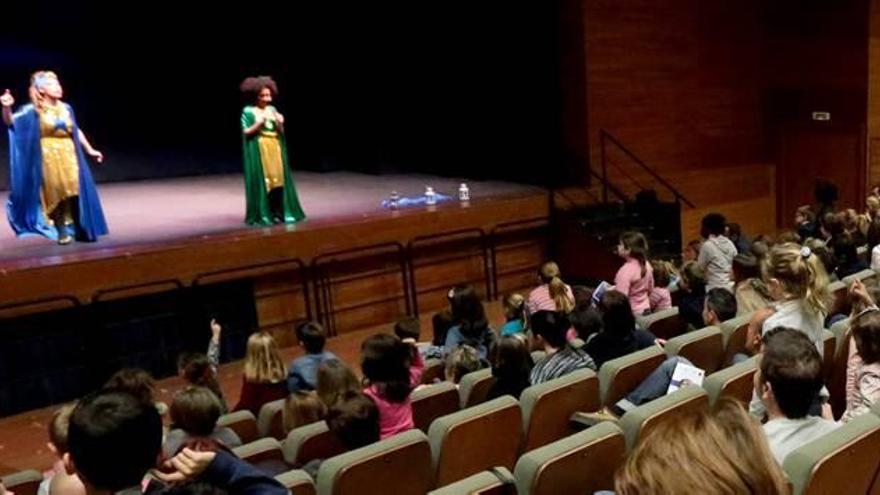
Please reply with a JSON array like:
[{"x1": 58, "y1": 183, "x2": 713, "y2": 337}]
[
  {"x1": 615, "y1": 398, "x2": 788, "y2": 495},
  {"x1": 527, "y1": 261, "x2": 575, "y2": 315},
  {"x1": 1, "y1": 72, "x2": 107, "y2": 244},
  {"x1": 234, "y1": 332, "x2": 289, "y2": 415}
]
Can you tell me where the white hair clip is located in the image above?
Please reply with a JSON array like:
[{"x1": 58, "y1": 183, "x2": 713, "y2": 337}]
[{"x1": 800, "y1": 246, "x2": 812, "y2": 259}]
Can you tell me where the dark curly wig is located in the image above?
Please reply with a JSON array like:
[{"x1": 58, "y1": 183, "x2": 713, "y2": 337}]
[{"x1": 240, "y1": 76, "x2": 278, "y2": 103}]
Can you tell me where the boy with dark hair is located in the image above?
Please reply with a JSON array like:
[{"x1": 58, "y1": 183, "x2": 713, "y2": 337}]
[
  {"x1": 303, "y1": 391, "x2": 381, "y2": 477},
  {"x1": 530, "y1": 311, "x2": 596, "y2": 384},
  {"x1": 703, "y1": 288, "x2": 737, "y2": 326},
  {"x1": 393, "y1": 316, "x2": 421, "y2": 342},
  {"x1": 66, "y1": 390, "x2": 287, "y2": 494},
  {"x1": 287, "y1": 321, "x2": 338, "y2": 392},
  {"x1": 757, "y1": 327, "x2": 838, "y2": 464}
]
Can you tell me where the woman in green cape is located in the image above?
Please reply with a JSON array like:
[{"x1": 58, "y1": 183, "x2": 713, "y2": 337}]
[{"x1": 240, "y1": 76, "x2": 305, "y2": 225}]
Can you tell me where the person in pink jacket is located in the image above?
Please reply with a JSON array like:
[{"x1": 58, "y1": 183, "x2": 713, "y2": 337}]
[
  {"x1": 361, "y1": 334, "x2": 424, "y2": 439},
  {"x1": 615, "y1": 231, "x2": 654, "y2": 316}
]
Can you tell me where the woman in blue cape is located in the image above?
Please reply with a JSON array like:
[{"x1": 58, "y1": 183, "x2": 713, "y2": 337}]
[{"x1": 2, "y1": 71, "x2": 107, "y2": 245}]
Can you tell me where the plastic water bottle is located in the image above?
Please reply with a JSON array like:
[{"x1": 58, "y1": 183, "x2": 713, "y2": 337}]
[
  {"x1": 389, "y1": 191, "x2": 400, "y2": 210},
  {"x1": 458, "y1": 183, "x2": 470, "y2": 201},
  {"x1": 425, "y1": 186, "x2": 437, "y2": 206}
]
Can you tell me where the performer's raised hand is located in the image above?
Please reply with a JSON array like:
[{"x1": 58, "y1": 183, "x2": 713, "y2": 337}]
[
  {"x1": 254, "y1": 112, "x2": 266, "y2": 127},
  {"x1": 274, "y1": 111, "x2": 284, "y2": 125},
  {"x1": 0, "y1": 90, "x2": 13, "y2": 108}
]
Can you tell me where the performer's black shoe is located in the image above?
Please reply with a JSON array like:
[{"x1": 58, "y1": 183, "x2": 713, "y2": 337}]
[{"x1": 57, "y1": 227, "x2": 73, "y2": 245}]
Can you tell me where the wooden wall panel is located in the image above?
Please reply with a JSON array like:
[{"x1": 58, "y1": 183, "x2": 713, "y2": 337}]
[{"x1": 869, "y1": 0, "x2": 880, "y2": 187}]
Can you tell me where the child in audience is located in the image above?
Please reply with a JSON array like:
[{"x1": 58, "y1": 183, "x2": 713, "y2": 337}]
[
  {"x1": 614, "y1": 398, "x2": 789, "y2": 494},
  {"x1": 486, "y1": 335, "x2": 533, "y2": 401},
  {"x1": 648, "y1": 260, "x2": 672, "y2": 312},
  {"x1": 500, "y1": 293, "x2": 527, "y2": 336},
  {"x1": 67, "y1": 390, "x2": 287, "y2": 494},
  {"x1": 38, "y1": 403, "x2": 84, "y2": 495},
  {"x1": 282, "y1": 390, "x2": 327, "y2": 433},
  {"x1": 444, "y1": 285, "x2": 496, "y2": 360},
  {"x1": 702, "y1": 288, "x2": 738, "y2": 327},
  {"x1": 726, "y1": 222, "x2": 751, "y2": 254},
  {"x1": 164, "y1": 386, "x2": 242, "y2": 457},
  {"x1": 177, "y1": 319, "x2": 228, "y2": 414},
  {"x1": 843, "y1": 208, "x2": 867, "y2": 246},
  {"x1": 613, "y1": 231, "x2": 654, "y2": 316},
  {"x1": 697, "y1": 213, "x2": 738, "y2": 292},
  {"x1": 527, "y1": 261, "x2": 575, "y2": 314},
  {"x1": 832, "y1": 234, "x2": 868, "y2": 280},
  {"x1": 103, "y1": 368, "x2": 168, "y2": 416},
  {"x1": 746, "y1": 243, "x2": 829, "y2": 358},
  {"x1": 733, "y1": 252, "x2": 773, "y2": 316},
  {"x1": 302, "y1": 392, "x2": 380, "y2": 478},
  {"x1": 677, "y1": 261, "x2": 707, "y2": 330},
  {"x1": 586, "y1": 291, "x2": 657, "y2": 369},
  {"x1": 568, "y1": 306, "x2": 603, "y2": 343},
  {"x1": 757, "y1": 328, "x2": 838, "y2": 463},
  {"x1": 819, "y1": 211, "x2": 844, "y2": 243},
  {"x1": 530, "y1": 310, "x2": 596, "y2": 384},
  {"x1": 286, "y1": 321, "x2": 338, "y2": 393},
  {"x1": 868, "y1": 217, "x2": 880, "y2": 272},
  {"x1": 234, "y1": 332, "x2": 289, "y2": 416},
  {"x1": 841, "y1": 305, "x2": 880, "y2": 422},
  {"x1": 393, "y1": 316, "x2": 421, "y2": 342},
  {"x1": 361, "y1": 333, "x2": 423, "y2": 439},
  {"x1": 316, "y1": 359, "x2": 361, "y2": 408},
  {"x1": 682, "y1": 239, "x2": 702, "y2": 262},
  {"x1": 445, "y1": 345, "x2": 483, "y2": 385},
  {"x1": 795, "y1": 205, "x2": 818, "y2": 241}
]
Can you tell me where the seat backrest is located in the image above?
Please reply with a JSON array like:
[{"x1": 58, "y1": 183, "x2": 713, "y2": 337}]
[
  {"x1": 412, "y1": 382, "x2": 460, "y2": 433},
  {"x1": 459, "y1": 368, "x2": 497, "y2": 408},
  {"x1": 276, "y1": 469, "x2": 317, "y2": 495},
  {"x1": 429, "y1": 468, "x2": 516, "y2": 495},
  {"x1": 514, "y1": 422, "x2": 625, "y2": 495},
  {"x1": 830, "y1": 327, "x2": 853, "y2": 420},
  {"x1": 665, "y1": 326, "x2": 724, "y2": 374},
  {"x1": 636, "y1": 307, "x2": 686, "y2": 340},
  {"x1": 217, "y1": 410, "x2": 259, "y2": 444},
  {"x1": 821, "y1": 329, "x2": 836, "y2": 383},
  {"x1": 316, "y1": 429, "x2": 433, "y2": 495},
  {"x1": 519, "y1": 369, "x2": 599, "y2": 453},
  {"x1": 597, "y1": 346, "x2": 666, "y2": 407},
  {"x1": 783, "y1": 413, "x2": 880, "y2": 495},
  {"x1": 282, "y1": 420, "x2": 347, "y2": 466},
  {"x1": 701, "y1": 355, "x2": 759, "y2": 405},
  {"x1": 0, "y1": 470, "x2": 43, "y2": 495},
  {"x1": 619, "y1": 386, "x2": 710, "y2": 449},
  {"x1": 258, "y1": 398, "x2": 288, "y2": 440},
  {"x1": 720, "y1": 313, "x2": 752, "y2": 367},
  {"x1": 232, "y1": 437, "x2": 290, "y2": 476},
  {"x1": 421, "y1": 358, "x2": 446, "y2": 385},
  {"x1": 429, "y1": 396, "x2": 522, "y2": 488},
  {"x1": 827, "y1": 280, "x2": 850, "y2": 317},
  {"x1": 842, "y1": 269, "x2": 877, "y2": 286}
]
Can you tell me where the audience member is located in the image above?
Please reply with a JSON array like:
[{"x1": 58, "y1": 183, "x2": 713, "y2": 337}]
[
  {"x1": 486, "y1": 335, "x2": 533, "y2": 401},
  {"x1": 677, "y1": 261, "x2": 707, "y2": 330},
  {"x1": 286, "y1": 321, "x2": 338, "y2": 393},
  {"x1": 103, "y1": 368, "x2": 167, "y2": 416},
  {"x1": 698, "y1": 213, "x2": 738, "y2": 292},
  {"x1": 444, "y1": 345, "x2": 482, "y2": 384},
  {"x1": 233, "y1": 332, "x2": 288, "y2": 416},
  {"x1": 500, "y1": 293, "x2": 527, "y2": 336},
  {"x1": 444, "y1": 285, "x2": 496, "y2": 360},
  {"x1": 841, "y1": 304, "x2": 880, "y2": 422},
  {"x1": 614, "y1": 231, "x2": 654, "y2": 316},
  {"x1": 648, "y1": 260, "x2": 672, "y2": 312},
  {"x1": 586, "y1": 291, "x2": 656, "y2": 369},
  {"x1": 40, "y1": 403, "x2": 84, "y2": 495},
  {"x1": 302, "y1": 392, "x2": 380, "y2": 478},
  {"x1": 530, "y1": 311, "x2": 596, "y2": 384},
  {"x1": 703, "y1": 288, "x2": 737, "y2": 326},
  {"x1": 361, "y1": 334, "x2": 423, "y2": 439},
  {"x1": 165, "y1": 386, "x2": 242, "y2": 458},
  {"x1": 316, "y1": 359, "x2": 361, "y2": 408},
  {"x1": 527, "y1": 261, "x2": 575, "y2": 314},
  {"x1": 282, "y1": 390, "x2": 326, "y2": 434}
]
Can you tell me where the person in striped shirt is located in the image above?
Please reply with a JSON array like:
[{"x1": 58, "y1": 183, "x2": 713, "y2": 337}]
[{"x1": 529, "y1": 311, "x2": 596, "y2": 385}]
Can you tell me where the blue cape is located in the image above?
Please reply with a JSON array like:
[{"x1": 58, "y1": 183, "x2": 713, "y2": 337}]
[{"x1": 6, "y1": 103, "x2": 108, "y2": 241}]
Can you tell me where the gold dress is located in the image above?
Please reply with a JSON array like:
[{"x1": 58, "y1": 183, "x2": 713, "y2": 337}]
[
  {"x1": 255, "y1": 111, "x2": 285, "y2": 192},
  {"x1": 38, "y1": 104, "x2": 80, "y2": 223}
]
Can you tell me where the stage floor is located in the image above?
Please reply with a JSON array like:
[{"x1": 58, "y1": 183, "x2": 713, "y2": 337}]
[{"x1": 0, "y1": 172, "x2": 541, "y2": 266}]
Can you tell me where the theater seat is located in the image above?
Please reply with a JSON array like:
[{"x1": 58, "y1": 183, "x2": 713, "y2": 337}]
[
  {"x1": 519, "y1": 369, "x2": 599, "y2": 453},
  {"x1": 783, "y1": 413, "x2": 880, "y2": 495},
  {"x1": 429, "y1": 396, "x2": 522, "y2": 487},
  {"x1": 412, "y1": 382, "x2": 460, "y2": 433},
  {"x1": 275, "y1": 469, "x2": 317, "y2": 495},
  {"x1": 665, "y1": 326, "x2": 724, "y2": 374},
  {"x1": 636, "y1": 307, "x2": 687, "y2": 339},
  {"x1": 217, "y1": 410, "x2": 259, "y2": 444},
  {"x1": 702, "y1": 355, "x2": 759, "y2": 405},
  {"x1": 421, "y1": 358, "x2": 446, "y2": 385},
  {"x1": 514, "y1": 422, "x2": 625, "y2": 495},
  {"x1": 429, "y1": 467, "x2": 516, "y2": 495},
  {"x1": 598, "y1": 346, "x2": 666, "y2": 408},
  {"x1": 459, "y1": 368, "x2": 497, "y2": 408},
  {"x1": 619, "y1": 386, "x2": 709, "y2": 449},
  {"x1": 282, "y1": 420, "x2": 346, "y2": 467},
  {"x1": 232, "y1": 437, "x2": 290, "y2": 476},
  {"x1": 0, "y1": 470, "x2": 42, "y2": 495},
  {"x1": 316, "y1": 429, "x2": 433, "y2": 495},
  {"x1": 258, "y1": 398, "x2": 287, "y2": 440},
  {"x1": 720, "y1": 313, "x2": 752, "y2": 366},
  {"x1": 841, "y1": 268, "x2": 877, "y2": 286}
]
